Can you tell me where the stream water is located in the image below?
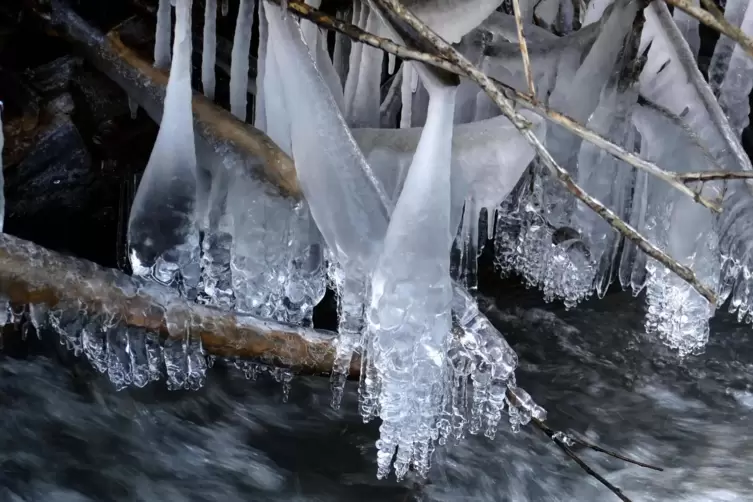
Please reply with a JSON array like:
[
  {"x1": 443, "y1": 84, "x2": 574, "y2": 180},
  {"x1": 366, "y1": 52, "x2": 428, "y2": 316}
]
[{"x1": 1, "y1": 285, "x2": 752, "y2": 502}]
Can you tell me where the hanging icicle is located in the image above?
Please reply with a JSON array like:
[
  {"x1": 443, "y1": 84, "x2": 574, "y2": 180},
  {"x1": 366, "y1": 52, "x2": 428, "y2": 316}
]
[
  {"x1": 229, "y1": 0, "x2": 255, "y2": 121},
  {"x1": 154, "y1": 0, "x2": 173, "y2": 69},
  {"x1": 128, "y1": 0, "x2": 200, "y2": 298},
  {"x1": 202, "y1": 0, "x2": 218, "y2": 100}
]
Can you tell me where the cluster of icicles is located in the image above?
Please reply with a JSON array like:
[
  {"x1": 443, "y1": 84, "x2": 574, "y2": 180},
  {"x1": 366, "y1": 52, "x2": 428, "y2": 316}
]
[
  {"x1": 124, "y1": 0, "x2": 550, "y2": 480},
  {"x1": 6, "y1": 0, "x2": 753, "y2": 483}
]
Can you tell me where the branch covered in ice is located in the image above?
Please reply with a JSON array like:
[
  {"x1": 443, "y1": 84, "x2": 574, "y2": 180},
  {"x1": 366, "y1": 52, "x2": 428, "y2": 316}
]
[
  {"x1": 511, "y1": 0, "x2": 535, "y2": 96},
  {"x1": 0, "y1": 233, "x2": 348, "y2": 375}
]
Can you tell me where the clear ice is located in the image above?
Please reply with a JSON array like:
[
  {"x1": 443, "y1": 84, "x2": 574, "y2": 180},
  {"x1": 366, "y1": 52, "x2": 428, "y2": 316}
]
[
  {"x1": 26, "y1": 0, "x2": 753, "y2": 485},
  {"x1": 202, "y1": 0, "x2": 218, "y2": 100},
  {"x1": 229, "y1": 0, "x2": 254, "y2": 121},
  {"x1": 154, "y1": 0, "x2": 173, "y2": 69},
  {"x1": 128, "y1": 0, "x2": 201, "y2": 298}
]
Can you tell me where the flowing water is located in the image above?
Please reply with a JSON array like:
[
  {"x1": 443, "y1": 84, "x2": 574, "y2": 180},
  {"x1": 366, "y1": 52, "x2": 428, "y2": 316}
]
[{"x1": 1, "y1": 285, "x2": 752, "y2": 502}]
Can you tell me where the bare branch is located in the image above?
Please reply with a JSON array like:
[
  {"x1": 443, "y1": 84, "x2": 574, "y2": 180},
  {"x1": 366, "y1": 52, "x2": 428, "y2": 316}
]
[
  {"x1": 367, "y1": 0, "x2": 718, "y2": 306},
  {"x1": 511, "y1": 0, "x2": 536, "y2": 97},
  {"x1": 276, "y1": 0, "x2": 722, "y2": 214},
  {"x1": 532, "y1": 419, "x2": 664, "y2": 472},
  {"x1": 665, "y1": 0, "x2": 753, "y2": 62},
  {"x1": 533, "y1": 419, "x2": 635, "y2": 502}
]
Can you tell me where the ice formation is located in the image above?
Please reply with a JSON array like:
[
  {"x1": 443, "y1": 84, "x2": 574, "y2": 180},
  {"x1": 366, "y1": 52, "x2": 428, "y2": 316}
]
[
  {"x1": 49, "y1": 0, "x2": 753, "y2": 483},
  {"x1": 154, "y1": 0, "x2": 172, "y2": 69},
  {"x1": 229, "y1": 0, "x2": 254, "y2": 121},
  {"x1": 202, "y1": 0, "x2": 217, "y2": 99},
  {"x1": 128, "y1": 0, "x2": 201, "y2": 298}
]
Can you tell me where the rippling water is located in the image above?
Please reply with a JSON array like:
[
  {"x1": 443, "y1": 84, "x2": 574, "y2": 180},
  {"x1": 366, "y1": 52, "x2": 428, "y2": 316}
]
[{"x1": 2, "y1": 286, "x2": 752, "y2": 502}]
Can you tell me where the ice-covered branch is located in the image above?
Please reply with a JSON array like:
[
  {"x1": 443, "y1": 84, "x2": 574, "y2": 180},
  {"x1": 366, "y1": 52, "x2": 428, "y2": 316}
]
[
  {"x1": 666, "y1": 0, "x2": 753, "y2": 62},
  {"x1": 511, "y1": 0, "x2": 535, "y2": 97},
  {"x1": 0, "y1": 233, "x2": 348, "y2": 375},
  {"x1": 272, "y1": 0, "x2": 723, "y2": 214}
]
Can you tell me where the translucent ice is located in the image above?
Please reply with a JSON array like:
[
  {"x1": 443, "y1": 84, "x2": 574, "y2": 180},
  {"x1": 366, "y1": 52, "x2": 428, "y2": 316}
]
[
  {"x1": 154, "y1": 0, "x2": 172, "y2": 69},
  {"x1": 229, "y1": 0, "x2": 254, "y2": 121},
  {"x1": 715, "y1": 1, "x2": 753, "y2": 136},
  {"x1": 202, "y1": 0, "x2": 217, "y2": 100},
  {"x1": 367, "y1": 67, "x2": 457, "y2": 480},
  {"x1": 128, "y1": 0, "x2": 201, "y2": 298}
]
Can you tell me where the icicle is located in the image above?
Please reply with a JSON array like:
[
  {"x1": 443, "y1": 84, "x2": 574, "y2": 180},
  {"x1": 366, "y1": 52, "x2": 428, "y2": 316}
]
[
  {"x1": 128, "y1": 0, "x2": 201, "y2": 298},
  {"x1": 197, "y1": 166, "x2": 235, "y2": 310},
  {"x1": 343, "y1": 0, "x2": 368, "y2": 120},
  {"x1": 127, "y1": 95, "x2": 139, "y2": 119},
  {"x1": 266, "y1": 4, "x2": 390, "y2": 408},
  {"x1": 673, "y1": 0, "x2": 701, "y2": 59},
  {"x1": 154, "y1": 0, "x2": 172, "y2": 69},
  {"x1": 400, "y1": 63, "x2": 413, "y2": 128},
  {"x1": 254, "y1": 0, "x2": 268, "y2": 129},
  {"x1": 388, "y1": 53, "x2": 396, "y2": 74},
  {"x1": 301, "y1": 0, "x2": 322, "y2": 51},
  {"x1": 632, "y1": 105, "x2": 721, "y2": 356},
  {"x1": 331, "y1": 271, "x2": 367, "y2": 409},
  {"x1": 333, "y1": 9, "x2": 352, "y2": 84},
  {"x1": 453, "y1": 198, "x2": 480, "y2": 291},
  {"x1": 509, "y1": 0, "x2": 638, "y2": 307},
  {"x1": 640, "y1": 1, "x2": 751, "y2": 173},
  {"x1": 107, "y1": 322, "x2": 132, "y2": 390},
  {"x1": 221, "y1": 0, "x2": 229, "y2": 16},
  {"x1": 347, "y1": 8, "x2": 383, "y2": 128},
  {"x1": 202, "y1": 0, "x2": 218, "y2": 100},
  {"x1": 709, "y1": 0, "x2": 750, "y2": 96},
  {"x1": 368, "y1": 61, "x2": 457, "y2": 479},
  {"x1": 230, "y1": 0, "x2": 254, "y2": 121},
  {"x1": 716, "y1": 2, "x2": 753, "y2": 136}
]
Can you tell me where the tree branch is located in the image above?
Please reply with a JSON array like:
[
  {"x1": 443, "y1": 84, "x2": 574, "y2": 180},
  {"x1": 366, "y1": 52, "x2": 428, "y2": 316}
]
[
  {"x1": 511, "y1": 0, "x2": 536, "y2": 97},
  {"x1": 0, "y1": 233, "x2": 353, "y2": 375}
]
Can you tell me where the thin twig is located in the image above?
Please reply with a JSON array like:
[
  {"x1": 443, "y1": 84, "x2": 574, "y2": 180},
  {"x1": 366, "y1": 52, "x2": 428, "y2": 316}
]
[
  {"x1": 533, "y1": 419, "x2": 664, "y2": 472},
  {"x1": 277, "y1": 0, "x2": 722, "y2": 214},
  {"x1": 533, "y1": 420, "x2": 634, "y2": 502},
  {"x1": 676, "y1": 171, "x2": 753, "y2": 182},
  {"x1": 511, "y1": 0, "x2": 536, "y2": 97},
  {"x1": 665, "y1": 0, "x2": 753, "y2": 62},
  {"x1": 366, "y1": 0, "x2": 717, "y2": 306}
]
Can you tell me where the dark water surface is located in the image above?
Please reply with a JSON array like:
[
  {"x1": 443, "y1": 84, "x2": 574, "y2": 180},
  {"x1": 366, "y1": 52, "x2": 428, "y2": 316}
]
[{"x1": 1, "y1": 288, "x2": 752, "y2": 502}]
